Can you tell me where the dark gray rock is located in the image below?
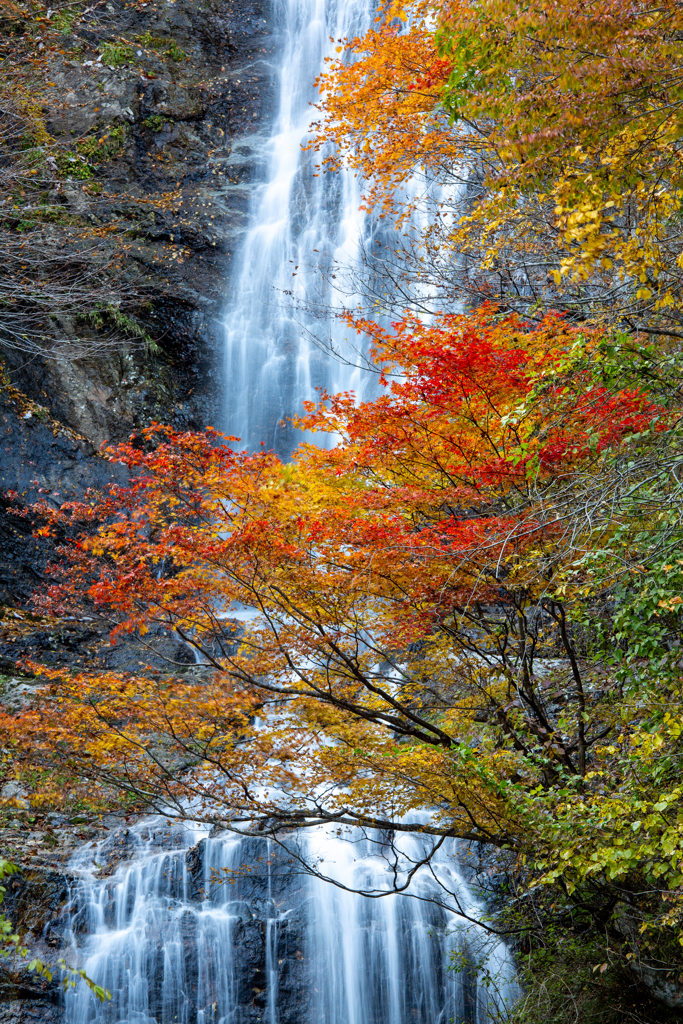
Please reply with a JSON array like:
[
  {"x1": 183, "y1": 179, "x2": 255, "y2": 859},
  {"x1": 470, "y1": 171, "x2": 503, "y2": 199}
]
[
  {"x1": 0, "y1": 863, "x2": 71, "y2": 1024},
  {"x1": 1, "y1": 0, "x2": 277, "y2": 447}
]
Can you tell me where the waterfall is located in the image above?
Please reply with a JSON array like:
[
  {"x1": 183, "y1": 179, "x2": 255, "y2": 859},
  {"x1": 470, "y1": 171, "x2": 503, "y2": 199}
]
[
  {"x1": 61, "y1": 819, "x2": 517, "y2": 1024},
  {"x1": 55, "y1": 0, "x2": 519, "y2": 1018},
  {"x1": 223, "y1": 0, "x2": 377, "y2": 456}
]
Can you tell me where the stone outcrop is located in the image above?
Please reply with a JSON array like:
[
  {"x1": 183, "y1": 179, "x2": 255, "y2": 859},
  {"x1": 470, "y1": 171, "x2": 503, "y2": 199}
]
[
  {"x1": 0, "y1": 824, "x2": 311, "y2": 1024},
  {"x1": 185, "y1": 836, "x2": 310, "y2": 1024},
  {"x1": 0, "y1": 0, "x2": 274, "y2": 663},
  {"x1": 2, "y1": 0, "x2": 275, "y2": 445}
]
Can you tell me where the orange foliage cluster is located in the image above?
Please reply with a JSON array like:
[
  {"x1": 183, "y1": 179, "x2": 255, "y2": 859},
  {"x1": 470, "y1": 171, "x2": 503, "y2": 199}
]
[
  {"x1": 0, "y1": 309, "x2": 666, "y2": 842},
  {"x1": 312, "y1": 0, "x2": 454, "y2": 216}
]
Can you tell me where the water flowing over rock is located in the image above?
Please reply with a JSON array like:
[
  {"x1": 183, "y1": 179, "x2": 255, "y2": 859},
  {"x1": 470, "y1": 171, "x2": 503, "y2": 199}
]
[
  {"x1": 60, "y1": 820, "x2": 517, "y2": 1024},
  {"x1": 2, "y1": 0, "x2": 519, "y2": 1018},
  {"x1": 223, "y1": 0, "x2": 377, "y2": 455}
]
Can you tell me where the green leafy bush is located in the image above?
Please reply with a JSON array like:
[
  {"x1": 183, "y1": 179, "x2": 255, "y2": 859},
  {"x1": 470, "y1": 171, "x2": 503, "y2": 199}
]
[
  {"x1": 55, "y1": 153, "x2": 93, "y2": 180},
  {"x1": 143, "y1": 115, "x2": 168, "y2": 132},
  {"x1": 77, "y1": 126, "x2": 125, "y2": 163},
  {"x1": 51, "y1": 8, "x2": 78, "y2": 34},
  {"x1": 165, "y1": 39, "x2": 186, "y2": 61},
  {"x1": 55, "y1": 126, "x2": 125, "y2": 179}
]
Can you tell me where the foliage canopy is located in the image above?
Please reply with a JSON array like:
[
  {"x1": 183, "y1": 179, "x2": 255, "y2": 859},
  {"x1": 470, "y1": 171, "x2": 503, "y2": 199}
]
[
  {"x1": 313, "y1": 0, "x2": 683, "y2": 330},
  {"x1": 4, "y1": 309, "x2": 683, "y2": 974}
]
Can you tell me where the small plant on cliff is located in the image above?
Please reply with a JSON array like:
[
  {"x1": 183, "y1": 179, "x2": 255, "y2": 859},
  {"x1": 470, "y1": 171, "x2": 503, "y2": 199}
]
[
  {"x1": 100, "y1": 41, "x2": 135, "y2": 67},
  {"x1": 143, "y1": 115, "x2": 168, "y2": 133},
  {"x1": 82, "y1": 302, "x2": 160, "y2": 355},
  {"x1": 55, "y1": 151, "x2": 93, "y2": 180},
  {"x1": 0, "y1": 858, "x2": 110, "y2": 1001},
  {"x1": 135, "y1": 32, "x2": 187, "y2": 60},
  {"x1": 165, "y1": 39, "x2": 186, "y2": 61},
  {"x1": 135, "y1": 30, "x2": 157, "y2": 47},
  {"x1": 77, "y1": 126, "x2": 126, "y2": 163},
  {"x1": 51, "y1": 8, "x2": 78, "y2": 35},
  {"x1": 55, "y1": 127, "x2": 126, "y2": 179}
]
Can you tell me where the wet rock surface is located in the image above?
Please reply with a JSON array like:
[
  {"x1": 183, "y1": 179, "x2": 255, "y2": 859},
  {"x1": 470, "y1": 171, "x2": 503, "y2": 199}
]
[
  {"x1": 0, "y1": 814, "x2": 125, "y2": 1024},
  {"x1": 0, "y1": 0, "x2": 275, "y2": 674},
  {"x1": 2, "y1": 0, "x2": 276, "y2": 446},
  {"x1": 0, "y1": 382, "x2": 135, "y2": 675},
  {"x1": 0, "y1": 824, "x2": 311, "y2": 1024},
  {"x1": 0, "y1": 384, "x2": 122, "y2": 610},
  {"x1": 180, "y1": 835, "x2": 310, "y2": 1024}
]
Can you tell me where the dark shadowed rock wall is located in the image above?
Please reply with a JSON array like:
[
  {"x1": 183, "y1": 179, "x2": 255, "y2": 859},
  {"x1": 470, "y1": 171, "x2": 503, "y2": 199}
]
[{"x1": 0, "y1": 0, "x2": 275, "y2": 652}]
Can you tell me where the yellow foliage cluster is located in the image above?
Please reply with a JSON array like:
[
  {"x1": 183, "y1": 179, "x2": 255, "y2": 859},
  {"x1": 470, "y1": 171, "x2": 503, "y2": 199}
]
[{"x1": 314, "y1": 0, "x2": 683, "y2": 324}]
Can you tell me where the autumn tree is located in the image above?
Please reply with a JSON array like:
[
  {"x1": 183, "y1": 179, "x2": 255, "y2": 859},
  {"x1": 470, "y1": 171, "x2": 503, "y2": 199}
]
[
  {"x1": 312, "y1": 0, "x2": 683, "y2": 334},
  {"x1": 0, "y1": 307, "x2": 681, "y2": 991},
  {"x1": 3, "y1": 1, "x2": 683, "y2": 1001}
]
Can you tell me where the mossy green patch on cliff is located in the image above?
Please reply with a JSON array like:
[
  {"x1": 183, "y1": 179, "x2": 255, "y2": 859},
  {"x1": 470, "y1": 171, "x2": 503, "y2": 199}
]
[
  {"x1": 143, "y1": 114, "x2": 170, "y2": 132},
  {"x1": 78, "y1": 126, "x2": 125, "y2": 161},
  {"x1": 55, "y1": 152, "x2": 92, "y2": 179},
  {"x1": 135, "y1": 31, "x2": 188, "y2": 61},
  {"x1": 55, "y1": 125, "x2": 126, "y2": 179},
  {"x1": 51, "y1": 6, "x2": 82, "y2": 35},
  {"x1": 79, "y1": 303, "x2": 160, "y2": 355},
  {"x1": 99, "y1": 41, "x2": 135, "y2": 67}
]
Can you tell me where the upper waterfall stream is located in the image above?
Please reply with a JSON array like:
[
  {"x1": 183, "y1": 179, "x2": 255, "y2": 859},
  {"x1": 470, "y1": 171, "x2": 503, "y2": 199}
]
[{"x1": 223, "y1": 0, "x2": 376, "y2": 455}]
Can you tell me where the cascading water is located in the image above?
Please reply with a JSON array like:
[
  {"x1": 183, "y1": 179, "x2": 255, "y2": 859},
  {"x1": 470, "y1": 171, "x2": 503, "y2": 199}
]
[
  {"x1": 61, "y1": 819, "x2": 517, "y2": 1024},
  {"x1": 223, "y1": 0, "x2": 376, "y2": 455}
]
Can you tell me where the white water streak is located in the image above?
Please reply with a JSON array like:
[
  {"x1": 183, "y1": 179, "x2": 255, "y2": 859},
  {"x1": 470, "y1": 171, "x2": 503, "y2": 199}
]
[
  {"x1": 223, "y1": 0, "x2": 376, "y2": 455},
  {"x1": 61, "y1": 2, "x2": 517, "y2": 1020}
]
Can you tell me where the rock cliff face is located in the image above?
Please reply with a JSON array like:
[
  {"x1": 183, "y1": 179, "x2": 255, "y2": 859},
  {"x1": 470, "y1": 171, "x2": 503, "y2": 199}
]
[
  {"x1": 2, "y1": 0, "x2": 275, "y2": 445},
  {"x1": 185, "y1": 835, "x2": 310, "y2": 1024},
  {"x1": 0, "y1": 0, "x2": 274, "y2": 670},
  {"x1": 0, "y1": 825, "x2": 310, "y2": 1024}
]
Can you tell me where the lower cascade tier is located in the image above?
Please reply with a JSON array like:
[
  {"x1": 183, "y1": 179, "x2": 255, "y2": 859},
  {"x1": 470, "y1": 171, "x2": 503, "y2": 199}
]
[{"x1": 60, "y1": 820, "x2": 518, "y2": 1024}]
